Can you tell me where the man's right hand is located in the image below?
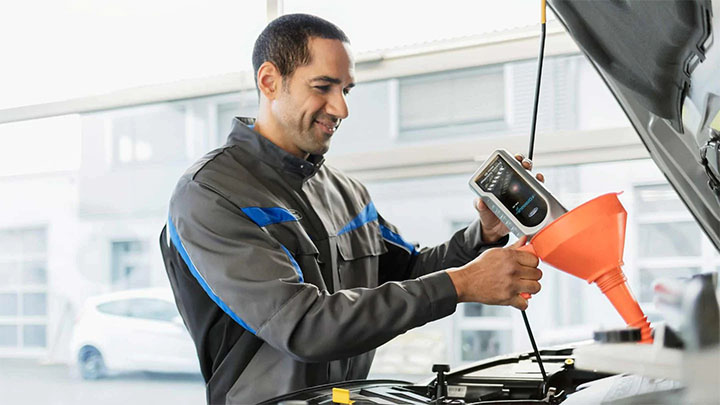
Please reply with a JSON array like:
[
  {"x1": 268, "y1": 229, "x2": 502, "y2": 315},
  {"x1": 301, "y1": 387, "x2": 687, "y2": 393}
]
[{"x1": 446, "y1": 237, "x2": 541, "y2": 310}]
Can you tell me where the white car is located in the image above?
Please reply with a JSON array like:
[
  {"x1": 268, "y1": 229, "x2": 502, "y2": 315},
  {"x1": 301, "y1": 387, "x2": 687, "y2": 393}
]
[{"x1": 70, "y1": 288, "x2": 200, "y2": 379}]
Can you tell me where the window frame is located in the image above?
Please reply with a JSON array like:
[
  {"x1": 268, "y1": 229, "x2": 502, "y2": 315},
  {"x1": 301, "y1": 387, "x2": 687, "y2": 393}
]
[
  {"x1": 631, "y1": 182, "x2": 719, "y2": 307},
  {"x1": 106, "y1": 102, "x2": 190, "y2": 168},
  {"x1": 447, "y1": 217, "x2": 514, "y2": 364},
  {"x1": 110, "y1": 239, "x2": 152, "y2": 291},
  {"x1": 0, "y1": 227, "x2": 48, "y2": 354}
]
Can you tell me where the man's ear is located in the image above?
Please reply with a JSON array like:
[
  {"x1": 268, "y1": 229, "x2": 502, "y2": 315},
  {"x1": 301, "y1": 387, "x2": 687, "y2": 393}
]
[{"x1": 257, "y1": 62, "x2": 281, "y2": 100}]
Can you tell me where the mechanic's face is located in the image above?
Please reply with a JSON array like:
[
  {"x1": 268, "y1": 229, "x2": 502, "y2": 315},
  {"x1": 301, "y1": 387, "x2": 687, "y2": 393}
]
[{"x1": 272, "y1": 37, "x2": 355, "y2": 158}]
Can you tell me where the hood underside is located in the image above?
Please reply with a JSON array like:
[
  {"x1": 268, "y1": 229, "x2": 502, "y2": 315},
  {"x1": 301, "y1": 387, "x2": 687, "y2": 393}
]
[{"x1": 549, "y1": 0, "x2": 720, "y2": 250}]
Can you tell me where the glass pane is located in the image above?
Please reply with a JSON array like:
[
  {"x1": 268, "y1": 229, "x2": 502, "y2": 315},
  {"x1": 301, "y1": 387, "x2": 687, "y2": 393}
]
[
  {"x1": 21, "y1": 229, "x2": 46, "y2": 255},
  {"x1": 216, "y1": 97, "x2": 262, "y2": 147},
  {"x1": 0, "y1": 293, "x2": 18, "y2": 316},
  {"x1": 111, "y1": 241, "x2": 151, "y2": 290},
  {"x1": 0, "y1": 230, "x2": 22, "y2": 256},
  {"x1": 463, "y1": 303, "x2": 511, "y2": 317},
  {"x1": 638, "y1": 222, "x2": 701, "y2": 257},
  {"x1": 0, "y1": 325, "x2": 17, "y2": 347},
  {"x1": 22, "y1": 325, "x2": 46, "y2": 347},
  {"x1": 461, "y1": 330, "x2": 512, "y2": 362},
  {"x1": 127, "y1": 299, "x2": 178, "y2": 322},
  {"x1": 111, "y1": 106, "x2": 187, "y2": 164},
  {"x1": 639, "y1": 267, "x2": 700, "y2": 303},
  {"x1": 635, "y1": 184, "x2": 686, "y2": 213},
  {"x1": 0, "y1": 261, "x2": 21, "y2": 287},
  {"x1": 217, "y1": 102, "x2": 241, "y2": 142},
  {"x1": 400, "y1": 68, "x2": 504, "y2": 130},
  {"x1": 96, "y1": 300, "x2": 131, "y2": 317},
  {"x1": 22, "y1": 260, "x2": 47, "y2": 285},
  {"x1": 22, "y1": 293, "x2": 47, "y2": 316}
]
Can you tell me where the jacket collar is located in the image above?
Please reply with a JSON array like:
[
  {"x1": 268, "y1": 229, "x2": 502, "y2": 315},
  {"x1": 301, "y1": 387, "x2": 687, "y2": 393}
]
[{"x1": 226, "y1": 117, "x2": 325, "y2": 184}]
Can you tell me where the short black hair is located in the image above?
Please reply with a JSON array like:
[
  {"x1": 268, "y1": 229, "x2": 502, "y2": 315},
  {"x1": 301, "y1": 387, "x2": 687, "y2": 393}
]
[{"x1": 252, "y1": 13, "x2": 350, "y2": 88}]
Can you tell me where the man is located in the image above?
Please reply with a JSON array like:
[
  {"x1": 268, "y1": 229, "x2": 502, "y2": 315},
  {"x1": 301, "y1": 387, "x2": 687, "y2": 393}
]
[{"x1": 159, "y1": 13, "x2": 542, "y2": 404}]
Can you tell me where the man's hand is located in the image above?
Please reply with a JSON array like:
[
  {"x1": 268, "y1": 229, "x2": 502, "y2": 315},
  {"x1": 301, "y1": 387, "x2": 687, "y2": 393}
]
[
  {"x1": 446, "y1": 236, "x2": 541, "y2": 310},
  {"x1": 476, "y1": 154, "x2": 545, "y2": 243}
]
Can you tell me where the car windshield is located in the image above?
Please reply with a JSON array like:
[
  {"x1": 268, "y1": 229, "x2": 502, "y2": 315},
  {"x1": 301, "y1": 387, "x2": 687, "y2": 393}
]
[{"x1": 97, "y1": 298, "x2": 178, "y2": 322}]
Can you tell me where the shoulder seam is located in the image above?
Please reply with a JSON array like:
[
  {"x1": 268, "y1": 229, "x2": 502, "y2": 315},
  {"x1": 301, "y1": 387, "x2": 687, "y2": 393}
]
[{"x1": 190, "y1": 144, "x2": 236, "y2": 182}]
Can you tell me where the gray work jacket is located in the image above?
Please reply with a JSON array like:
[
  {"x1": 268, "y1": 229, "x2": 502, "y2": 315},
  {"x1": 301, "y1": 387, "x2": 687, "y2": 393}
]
[{"x1": 159, "y1": 117, "x2": 507, "y2": 404}]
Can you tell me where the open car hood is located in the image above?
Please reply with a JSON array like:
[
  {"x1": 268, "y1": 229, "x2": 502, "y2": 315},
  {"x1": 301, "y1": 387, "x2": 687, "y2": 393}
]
[{"x1": 549, "y1": 0, "x2": 720, "y2": 250}]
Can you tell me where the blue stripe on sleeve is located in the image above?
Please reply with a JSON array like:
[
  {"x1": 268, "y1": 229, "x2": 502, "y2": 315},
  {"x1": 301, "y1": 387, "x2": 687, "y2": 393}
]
[
  {"x1": 241, "y1": 206, "x2": 298, "y2": 227},
  {"x1": 242, "y1": 207, "x2": 304, "y2": 283},
  {"x1": 167, "y1": 214, "x2": 257, "y2": 334},
  {"x1": 279, "y1": 245, "x2": 304, "y2": 283},
  {"x1": 380, "y1": 224, "x2": 419, "y2": 256},
  {"x1": 337, "y1": 201, "x2": 379, "y2": 236}
]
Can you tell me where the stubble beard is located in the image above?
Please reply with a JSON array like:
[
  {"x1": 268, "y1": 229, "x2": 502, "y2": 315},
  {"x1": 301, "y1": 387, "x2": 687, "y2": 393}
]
[{"x1": 280, "y1": 112, "x2": 330, "y2": 157}]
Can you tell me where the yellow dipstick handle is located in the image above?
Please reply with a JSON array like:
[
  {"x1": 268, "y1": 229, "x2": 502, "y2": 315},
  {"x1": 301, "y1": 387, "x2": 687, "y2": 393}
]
[
  {"x1": 332, "y1": 388, "x2": 355, "y2": 404},
  {"x1": 541, "y1": 0, "x2": 547, "y2": 24}
]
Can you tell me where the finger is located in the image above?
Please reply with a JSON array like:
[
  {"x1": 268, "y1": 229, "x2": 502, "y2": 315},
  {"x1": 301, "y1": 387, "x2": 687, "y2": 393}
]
[
  {"x1": 514, "y1": 153, "x2": 535, "y2": 170},
  {"x1": 509, "y1": 295, "x2": 528, "y2": 311},
  {"x1": 521, "y1": 158, "x2": 533, "y2": 170},
  {"x1": 536, "y1": 172, "x2": 545, "y2": 183},
  {"x1": 516, "y1": 266, "x2": 543, "y2": 281},
  {"x1": 517, "y1": 280, "x2": 542, "y2": 295},
  {"x1": 515, "y1": 250, "x2": 539, "y2": 267},
  {"x1": 510, "y1": 236, "x2": 528, "y2": 249}
]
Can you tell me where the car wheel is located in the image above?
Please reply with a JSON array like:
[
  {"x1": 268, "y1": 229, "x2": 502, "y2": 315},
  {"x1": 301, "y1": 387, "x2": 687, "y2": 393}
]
[{"x1": 78, "y1": 346, "x2": 106, "y2": 380}]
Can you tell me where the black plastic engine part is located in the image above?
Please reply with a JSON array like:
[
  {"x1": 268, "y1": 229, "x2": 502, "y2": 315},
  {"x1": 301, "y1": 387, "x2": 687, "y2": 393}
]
[{"x1": 593, "y1": 328, "x2": 642, "y2": 343}]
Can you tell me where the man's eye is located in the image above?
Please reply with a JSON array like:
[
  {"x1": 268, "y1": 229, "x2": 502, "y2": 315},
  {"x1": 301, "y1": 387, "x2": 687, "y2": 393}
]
[
  {"x1": 314, "y1": 85, "x2": 330, "y2": 93},
  {"x1": 343, "y1": 88, "x2": 351, "y2": 96}
]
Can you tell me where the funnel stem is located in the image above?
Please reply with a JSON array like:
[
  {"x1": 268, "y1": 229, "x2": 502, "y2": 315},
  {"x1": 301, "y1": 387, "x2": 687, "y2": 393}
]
[
  {"x1": 521, "y1": 310, "x2": 547, "y2": 383},
  {"x1": 595, "y1": 267, "x2": 653, "y2": 343}
]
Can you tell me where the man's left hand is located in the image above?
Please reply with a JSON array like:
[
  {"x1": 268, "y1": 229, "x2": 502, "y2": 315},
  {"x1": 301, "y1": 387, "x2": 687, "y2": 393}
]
[{"x1": 475, "y1": 154, "x2": 545, "y2": 243}]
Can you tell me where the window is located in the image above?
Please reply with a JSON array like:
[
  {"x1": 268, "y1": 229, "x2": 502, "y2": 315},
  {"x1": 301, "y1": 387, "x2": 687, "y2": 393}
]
[
  {"x1": 455, "y1": 304, "x2": 513, "y2": 363},
  {"x1": 464, "y1": 303, "x2": 512, "y2": 318},
  {"x1": 111, "y1": 105, "x2": 187, "y2": 165},
  {"x1": 638, "y1": 222, "x2": 702, "y2": 257},
  {"x1": 0, "y1": 228, "x2": 48, "y2": 352},
  {"x1": 217, "y1": 102, "x2": 240, "y2": 144},
  {"x1": 633, "y1": 184, "x2": 713, "y2": 304},
  {"x1": 111, "y1": 241, "x2": 151, "y2": 290},
  {"x1": 448, "y1": 220, "x2": 514, "y2": 363},
  {"x1": 399, "y1": 66, "x2": 505, "y2": 139},
  {"x1": 461, "y1": 330, "x2": 512, "y2": 362},
  {"x1": 638, "y1": 267, "x2": 700, "y2": 303},
  {"x1": 215, "y1": 95, "x2": 259, "y2": 147}
]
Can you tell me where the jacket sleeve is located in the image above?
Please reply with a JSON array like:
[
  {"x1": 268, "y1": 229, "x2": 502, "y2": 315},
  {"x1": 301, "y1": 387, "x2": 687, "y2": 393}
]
[
  {"x1": 378, "y1": 214, "x2": 509, "y2": 284},
  {"x1": 168, "y1": 179, "x2": 457, "y2": 363}
]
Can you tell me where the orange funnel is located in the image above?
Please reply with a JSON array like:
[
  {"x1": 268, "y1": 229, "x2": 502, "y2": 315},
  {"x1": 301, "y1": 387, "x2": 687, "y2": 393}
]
[{"x1": 520, "y1": 193, "x2": 652, "y2": 343}]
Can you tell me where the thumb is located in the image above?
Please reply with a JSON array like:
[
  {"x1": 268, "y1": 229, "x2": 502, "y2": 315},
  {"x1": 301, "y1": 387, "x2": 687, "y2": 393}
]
[{"x1": 510, "y1": 235, "x2": 528, "y2": 249}]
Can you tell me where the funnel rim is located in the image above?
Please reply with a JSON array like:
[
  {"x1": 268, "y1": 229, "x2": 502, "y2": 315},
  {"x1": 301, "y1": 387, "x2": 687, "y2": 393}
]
[{"x1": 529, "y1": 192, "x2": 623, "y2": 244}]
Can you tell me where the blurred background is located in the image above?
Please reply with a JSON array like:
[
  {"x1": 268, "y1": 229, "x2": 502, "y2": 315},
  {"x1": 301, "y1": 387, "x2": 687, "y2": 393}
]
[{"x1": 1, "y1": 1, "x2": 718, "y2": 404}]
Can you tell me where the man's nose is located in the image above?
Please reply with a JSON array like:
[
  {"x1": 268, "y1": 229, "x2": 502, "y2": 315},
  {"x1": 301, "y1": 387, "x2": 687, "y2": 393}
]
[{"x1": 326, "y1": 90, "x2": 349, "y2": 120}]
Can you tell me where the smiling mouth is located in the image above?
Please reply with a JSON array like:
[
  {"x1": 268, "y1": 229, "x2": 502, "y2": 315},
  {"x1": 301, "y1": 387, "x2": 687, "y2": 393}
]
[{"x1": 314, "y1": 120, "x2": 338, "y2": 135}]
